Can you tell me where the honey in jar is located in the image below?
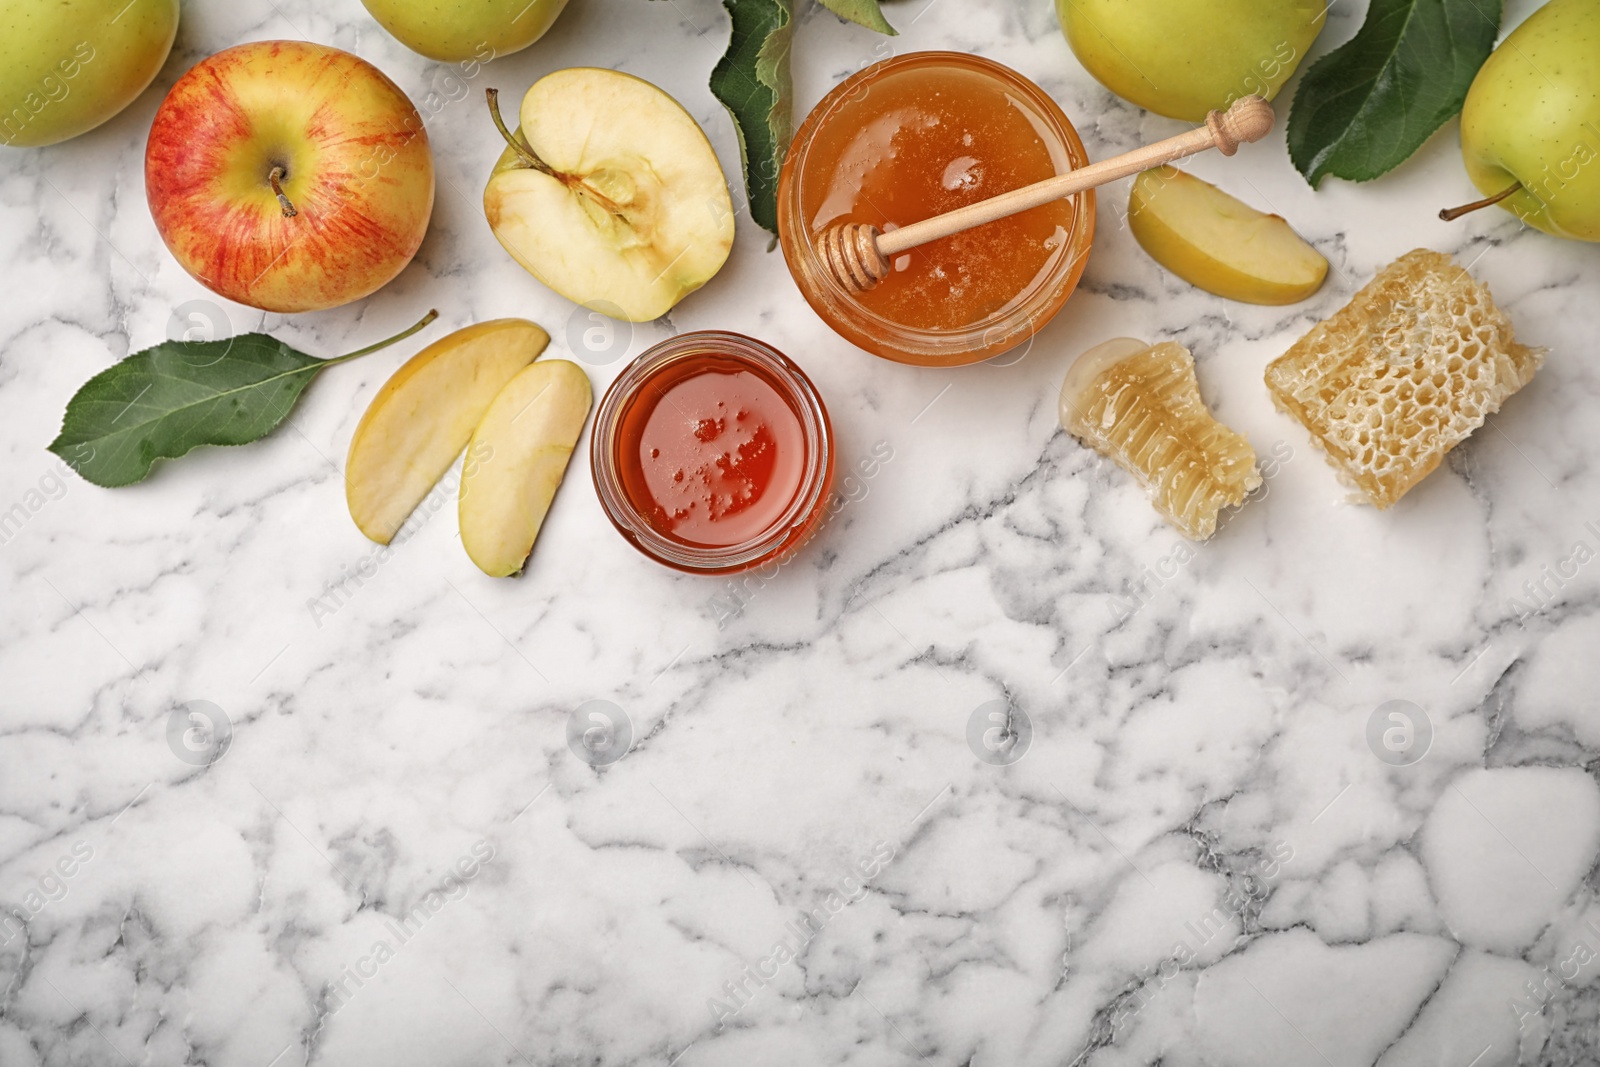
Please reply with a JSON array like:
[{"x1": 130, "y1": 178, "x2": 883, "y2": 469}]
[
  {"x1": 617, "y1": 356, "x2": 807, "y2": 548},
  {"x1": 591, "y1": 332, "x2": 835, "y2": 575},
  {"x1": 779, "y1": 52, "x2": 1095, "y2": 367}
]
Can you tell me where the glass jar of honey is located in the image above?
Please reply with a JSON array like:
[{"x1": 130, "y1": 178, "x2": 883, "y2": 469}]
[
  {"x1": 778, "y1": 52, "x2": 1096, "y2": 367},
  {"x1": 591, "y1": 332, "x2": 835, "y2": 575}
]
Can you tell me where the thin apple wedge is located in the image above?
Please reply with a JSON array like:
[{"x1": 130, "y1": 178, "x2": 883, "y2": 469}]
[
  {"x1": 459, "y1": 360, "x2": 593, "y2": 577},
  {"x1": 346, "y1": 319, "x2": 548, "y2": 544},
  {"x1": 483, "y1": 70, "x2": 735, "y2": 322},
  {"x1": 1128, "y1": 165, "x2": 1328, "y2": 305}
]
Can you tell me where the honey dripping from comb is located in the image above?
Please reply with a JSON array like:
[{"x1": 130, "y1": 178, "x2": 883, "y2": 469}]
[{"x1": 1061, "y1": 338, "x2": 1261, "y2": 540}]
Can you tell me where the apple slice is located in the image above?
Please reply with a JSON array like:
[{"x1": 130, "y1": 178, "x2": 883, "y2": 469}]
[
  {"x1": 459, "y1": 360, "x2": 592, "y2": 577},
  {"x1": 1128, "y1": 165, "x2": 1328, "y2": 305},
  {"x1": 483, "y1": 70, "x2": 735, "y2": 322},
  {"x1": 346, "y1": 319, "x2": 548, "y2": 544}
]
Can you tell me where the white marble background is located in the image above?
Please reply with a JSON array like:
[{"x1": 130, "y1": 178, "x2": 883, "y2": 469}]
[{"x1": 3, "y1": 0, "x2": 1600, "y2": 1063}]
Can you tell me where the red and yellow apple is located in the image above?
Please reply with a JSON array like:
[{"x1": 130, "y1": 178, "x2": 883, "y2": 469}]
[{"x1": 145, "y1": 40, "x2": 435, "y2": 313}]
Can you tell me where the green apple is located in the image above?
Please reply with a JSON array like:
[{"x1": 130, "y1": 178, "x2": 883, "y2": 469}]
[
  {"x1": 1, "y1": 0, "x2": 179, "y2": 148},
  {"x1": 1129, "y1": 165, "x2": 1327, "y2": 304},
  {"x1": 1448, "y1": 0, "x2": 1600, "y2": 241},
  {"x1": 1058, "y1": 0, "x2": 1325, "y2": 122},
  {"x1": 483, "y1": 70, "x2": 735, "y2": 323},
  {"x1": 358, "y1": 0, "x2": 569, "y2": 63}
]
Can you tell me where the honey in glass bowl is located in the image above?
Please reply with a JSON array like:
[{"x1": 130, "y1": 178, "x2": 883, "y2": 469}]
[
  {"x1": 778, "y1": 52, "x2": 1095, "y2": 367},
  {"x1": 591, "y1": 332, "x2": 835, "y2": 575}
]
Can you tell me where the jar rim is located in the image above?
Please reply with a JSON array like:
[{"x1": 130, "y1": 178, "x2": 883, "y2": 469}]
[
  {"x1": 779, "y1": 50, "x2": 1096, "y2": 366},
  {"x1": 590, "y1": 331, "x2": 834, "y2": 574}
]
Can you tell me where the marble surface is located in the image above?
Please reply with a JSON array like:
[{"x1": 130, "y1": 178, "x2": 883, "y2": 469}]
[{"x1": 3, "y1": 0, "x2": 1600, "y2": 1064}]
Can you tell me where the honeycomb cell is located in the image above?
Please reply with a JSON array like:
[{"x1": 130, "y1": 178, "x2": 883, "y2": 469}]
[{"x1": 1264, "y1": 249, "x2": 1544, "y2": 509}]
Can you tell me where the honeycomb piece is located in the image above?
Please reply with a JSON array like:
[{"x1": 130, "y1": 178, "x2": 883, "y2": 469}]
[
  {"x1": 1061, "y1": 337, "x2": 1261, "y2": 540},
  {"x1": 1264, "y1": 248, "x2": 1544, "y2": 509}
]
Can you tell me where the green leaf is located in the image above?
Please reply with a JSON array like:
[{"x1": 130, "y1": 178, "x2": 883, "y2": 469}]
[
  {"x1": 49, "y1": 312, "x2": 438, "y2": 488},
  {"x1": 817, "y1": 0, "x2": 896, "y2": 35},
  {"x1": 711, "y1": 0, "x2": 795, "y2": 234},
  {"x1": 1288, "y1": 0, "x2": 1500, "y2": 187}
]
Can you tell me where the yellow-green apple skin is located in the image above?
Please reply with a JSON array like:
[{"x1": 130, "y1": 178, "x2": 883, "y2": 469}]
[
  {"x1": 145, "y1": 40, "x2": 435, "y2": 313},
  {"x1": 1458, "y1": 0, "x2": 1600, "y2": 241},
  {"x1": 0, "y1": 0, "x2": 179, "y2": 147},
  {"x1": 346, "y1": 319, "x2": 549, "y2": 544},
  {"x1": 459, "y1": 359, "x2": 592, "y2": 577},
  {"x1": 1128, "y1": 165, "x2": 1327, "y2": 305},
  {"x1": 1059, "y1": 0, "x2": 1325, "y2": 122},
  {"x1": 359, "y1": 0, "x2": 570, "y2": 63},
  {"x1": 484, "y1": 68, "x2": 735, "y2": 323}
]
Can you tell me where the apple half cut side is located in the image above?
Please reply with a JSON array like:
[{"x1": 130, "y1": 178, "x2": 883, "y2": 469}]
[
  {"x1": 1128, "y1": 165, "x2": 1328, "y2": 306},
  {"x1": 483, "y1": 69, "x2": 736, "y2": 323},
  {"x1": 459, "y1": 360, "x2": 592, "y2": 577},
  {"x1": 346, "y1": 319, "x2": 548, "y2": 544}
]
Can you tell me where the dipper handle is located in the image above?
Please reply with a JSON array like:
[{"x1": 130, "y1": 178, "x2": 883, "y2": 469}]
[{"x1": 820, "y1": 95, "x2": 1276, "y2": 293}]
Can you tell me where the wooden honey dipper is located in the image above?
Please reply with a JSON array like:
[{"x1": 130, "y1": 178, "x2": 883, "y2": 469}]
[{"x1": 817, "y1": 95, "x2": 1277, "y2": 293}]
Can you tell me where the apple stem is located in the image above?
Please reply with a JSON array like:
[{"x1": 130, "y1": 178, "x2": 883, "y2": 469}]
[
  {"x1": 325, "y1": 310, "x2": 440, "y2": 366},
  {"x1": 485, "y1": 88, "x2": 626, "y2": 216},
  {"x1": 269, "y1": 165, "x2": 298, "y2": 218},
  {"x1": 1439, "y1": 181, "x2": 1521, "y2": 222},
  {"x1": 486, "y1": 88, "x2": 558, "y2": 179}
]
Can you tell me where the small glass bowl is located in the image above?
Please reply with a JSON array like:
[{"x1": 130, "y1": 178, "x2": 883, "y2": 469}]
[
  {"x1": 590, "y1": 331, "x2": 835, "y2": 575},
  {"x1": 777, "y1": 51, "x2": 1096, "y2": 368}
]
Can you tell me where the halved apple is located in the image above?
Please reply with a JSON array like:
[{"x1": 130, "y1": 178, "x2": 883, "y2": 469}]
[
  {"x1": 459, "y1": 360, "x2": 592, "y2": 577},
  {"x1": 483, "y1": 69, "x2": 735, "y2": 323},
  {"x1": 346, "y1": 319, "x2": 548, "y2": 543},
  {"x1": 1128, "y1": 165, "x2": 1328, "y2": 305}
]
